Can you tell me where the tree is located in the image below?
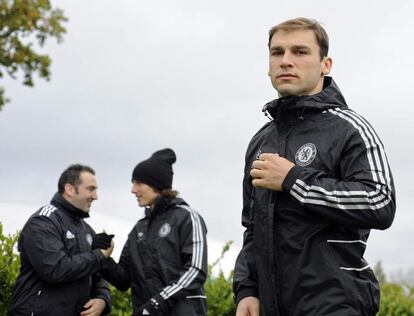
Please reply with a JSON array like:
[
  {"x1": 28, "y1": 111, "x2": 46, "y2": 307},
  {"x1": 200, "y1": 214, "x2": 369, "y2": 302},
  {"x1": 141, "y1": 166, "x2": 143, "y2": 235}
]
[{"x1": 0, "y1": 0, "x2": 67, "y2": 110}]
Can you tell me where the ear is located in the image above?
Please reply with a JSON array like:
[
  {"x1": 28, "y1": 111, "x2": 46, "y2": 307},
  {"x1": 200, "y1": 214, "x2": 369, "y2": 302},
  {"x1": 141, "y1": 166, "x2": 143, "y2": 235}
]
[
  {"x1": 64, "y1": 183, "x2": 75, "y2": 197},
  {"x1": 321, "y1": 56, "x2": 333, "y2": 75}
]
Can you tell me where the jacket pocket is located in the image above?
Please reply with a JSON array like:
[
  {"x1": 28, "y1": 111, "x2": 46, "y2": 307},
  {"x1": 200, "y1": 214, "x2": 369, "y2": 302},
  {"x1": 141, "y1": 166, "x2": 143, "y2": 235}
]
[
  {"x1": 63, "y1": 236, "x2": 79, "y2": 255},
  {"x1": 321, "y1": 239, "x2": 379, "y2": 313}
]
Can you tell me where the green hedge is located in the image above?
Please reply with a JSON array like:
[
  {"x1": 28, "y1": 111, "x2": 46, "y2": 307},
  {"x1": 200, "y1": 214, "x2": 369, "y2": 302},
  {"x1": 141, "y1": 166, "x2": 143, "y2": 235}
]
[
  {"x1": 1, "y1": 223, "x2": 413, "y2": 316},
  {"x1": 0, "y1": 224, "x2": 20, "y2": 315},
  {"x1": 378, "y1": 283, "x2": 414, "y2": 315}
]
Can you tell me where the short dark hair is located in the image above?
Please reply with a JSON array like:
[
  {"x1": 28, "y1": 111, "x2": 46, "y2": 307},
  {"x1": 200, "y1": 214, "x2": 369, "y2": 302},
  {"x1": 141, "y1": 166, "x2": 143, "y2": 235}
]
[
  {"x1": 58, "y1": 164, "x2": 95, "y2": 194},
  {"x1": 268, "y1": 17, "x2": 329, "y2": 60}
]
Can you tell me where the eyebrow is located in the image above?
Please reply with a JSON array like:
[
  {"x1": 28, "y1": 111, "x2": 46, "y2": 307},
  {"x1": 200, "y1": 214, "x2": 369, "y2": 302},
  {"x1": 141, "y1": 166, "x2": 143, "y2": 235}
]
[
  {"x1": 270, "y1": 45, "x2": 311, "y2": 51},
  {"x1": 292, "y1": 45, "x2": 311, "y2": 51}
]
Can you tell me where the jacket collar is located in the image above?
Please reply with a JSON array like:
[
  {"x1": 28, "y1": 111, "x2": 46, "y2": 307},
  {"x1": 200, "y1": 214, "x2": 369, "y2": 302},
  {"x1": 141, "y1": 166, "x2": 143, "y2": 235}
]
[
  {"x1": 145, "y1": 196, "x2": 187, "y2": 219},
  {"x1": 51, "y1": 192, "x2": 90, "y2": 219},
  {"x1": 263, "y1": 77, "x2": 348, "y2": 122}
]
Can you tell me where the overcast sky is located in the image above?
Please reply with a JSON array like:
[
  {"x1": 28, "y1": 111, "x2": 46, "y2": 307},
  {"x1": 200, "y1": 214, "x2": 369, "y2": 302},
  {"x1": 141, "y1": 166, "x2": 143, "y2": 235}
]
[{"x1": 1, "y1": 0, "x2": 413, "y2": 275}]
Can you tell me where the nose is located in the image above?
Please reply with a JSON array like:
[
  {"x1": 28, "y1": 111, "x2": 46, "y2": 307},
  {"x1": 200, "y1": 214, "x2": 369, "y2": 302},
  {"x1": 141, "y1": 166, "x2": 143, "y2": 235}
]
[
  {"x1": 131, "y1": 183, "x2": 138, "y2": 194},
  {"x1": 92, "y1": 191, "x2": 98, "y2": 200},
  {"x1": 280, "y1": 52, "x2": 293, "y2": 68}
]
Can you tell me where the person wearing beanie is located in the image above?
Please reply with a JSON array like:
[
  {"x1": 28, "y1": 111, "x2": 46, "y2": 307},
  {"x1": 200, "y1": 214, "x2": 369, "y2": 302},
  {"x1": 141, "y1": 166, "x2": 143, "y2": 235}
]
[{"x1": 101, "y1": 149, "x2": 208, "y2": 316}]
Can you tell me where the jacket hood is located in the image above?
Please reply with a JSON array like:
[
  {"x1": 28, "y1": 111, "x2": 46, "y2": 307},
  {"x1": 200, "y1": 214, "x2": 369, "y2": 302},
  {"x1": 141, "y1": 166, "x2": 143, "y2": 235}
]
[
  {"x1": 263, "y1": 77, "x2": 348, "y2": 121},
  {"x1": 51, "y1": 192, "x2": 90, "y2": 219}
]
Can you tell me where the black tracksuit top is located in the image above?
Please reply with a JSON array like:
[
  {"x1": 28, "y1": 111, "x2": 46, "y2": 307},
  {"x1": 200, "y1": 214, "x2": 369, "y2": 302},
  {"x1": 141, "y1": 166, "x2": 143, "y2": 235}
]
[
  {"x1": 102, "y1": 196, "x2": 208, "y2": 316},
  {"x1": 233, "y1": 77, "x2": 396, "y2": 316},
  {"x1": 8, "y1": 193, "x2": 111, "y2": 316}
]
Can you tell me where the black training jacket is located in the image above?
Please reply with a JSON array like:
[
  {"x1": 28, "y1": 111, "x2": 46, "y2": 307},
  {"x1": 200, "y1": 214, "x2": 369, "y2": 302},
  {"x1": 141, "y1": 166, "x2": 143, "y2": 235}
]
[
  {"x1": 102, "y1": 196, "x2": 208, "y2": 315},
  {"x1": 8, "y1": 193, "x2": 111, "y2": 316},
  {"x1": 233, "y1": 77, "x2": 396, "y2": 316}
]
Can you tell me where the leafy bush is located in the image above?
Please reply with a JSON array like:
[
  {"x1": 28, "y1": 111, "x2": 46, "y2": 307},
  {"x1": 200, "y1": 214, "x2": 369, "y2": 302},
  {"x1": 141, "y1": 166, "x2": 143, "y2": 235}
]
[
  {"x1": 378, "y1": 283, "x2": 414, "y2": 316},
  {"x1": 109, "y1": 285, "x2": 132, "y2": 315},
  {"x1": 205, "y1": 241, "x2": 236, "y2": 316},
  {"x1": 0, "y1": 223, "x2": 20, "y2": 316},
  {"x1": 205, "y1": 269, "x2": 235, "y2": 316}
]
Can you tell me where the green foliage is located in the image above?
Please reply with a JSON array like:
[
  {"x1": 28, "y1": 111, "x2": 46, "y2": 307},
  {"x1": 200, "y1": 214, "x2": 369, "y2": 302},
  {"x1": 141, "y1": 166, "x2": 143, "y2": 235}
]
[
  {"x1": 204, "y1": 241, "x2": 236, "y2": 316},
  {"x1": 0, "y1": 0, "x2": 67, "y2": 110},
  {"x1": 0, "y1": 222, "x2": 20, "y2": 316},
  {"x1": 205, "y1": 269, "x2": 236, "y2": 316},
  {"x1": 378, "y1": 283, "x2": 414, "y2": 316},
  {"x1": 109, "y1": 285, "x2": 132, "y2": 315}
]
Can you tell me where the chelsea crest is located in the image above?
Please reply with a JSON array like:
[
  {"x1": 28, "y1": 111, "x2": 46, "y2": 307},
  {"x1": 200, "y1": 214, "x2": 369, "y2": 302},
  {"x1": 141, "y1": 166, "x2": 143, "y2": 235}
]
[{"x1": 295, "y1": 143, "x2": 317, "y2": 167}]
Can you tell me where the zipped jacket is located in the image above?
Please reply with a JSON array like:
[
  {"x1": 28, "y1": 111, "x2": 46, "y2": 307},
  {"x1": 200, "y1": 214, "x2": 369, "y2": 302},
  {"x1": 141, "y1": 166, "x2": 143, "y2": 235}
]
[
  {"x1": 102, "y1": 196, "x2": 207, "y2": 315},
  {"x1": 8, "y1": 193, "x2": 111, "y2": 316},
  {"x1": 233, "y1": 77, "x2": 396, "y2": 316}
]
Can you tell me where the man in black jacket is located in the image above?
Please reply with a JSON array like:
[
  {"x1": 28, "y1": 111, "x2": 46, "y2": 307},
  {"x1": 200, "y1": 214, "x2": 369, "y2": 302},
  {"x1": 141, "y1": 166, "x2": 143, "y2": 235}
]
[
  {"x1": 8, "y1": 164, "x2": 113, "y2": 316},
  {"x1": 233, "y1": 18, "x2": 396, "y2": 316},
  {"x1": 101, "y1": 148, "x2": 208, "y2": 316}
]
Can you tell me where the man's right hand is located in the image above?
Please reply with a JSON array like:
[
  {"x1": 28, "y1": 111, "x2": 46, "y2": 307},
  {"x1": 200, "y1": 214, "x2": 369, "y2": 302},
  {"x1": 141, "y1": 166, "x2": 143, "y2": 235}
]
[
  {"x1": 100, "y1": 239, "x2": 114, "y2": 258},
  {"x1": 236, "y1": 296, "x2": 260, "y2": 316}
]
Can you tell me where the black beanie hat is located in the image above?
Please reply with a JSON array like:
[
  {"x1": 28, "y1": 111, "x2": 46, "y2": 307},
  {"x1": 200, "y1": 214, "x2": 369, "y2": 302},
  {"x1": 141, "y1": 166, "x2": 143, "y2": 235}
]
[{"x1": 132, "y1": 148, "x2": 176, "y2": 190}]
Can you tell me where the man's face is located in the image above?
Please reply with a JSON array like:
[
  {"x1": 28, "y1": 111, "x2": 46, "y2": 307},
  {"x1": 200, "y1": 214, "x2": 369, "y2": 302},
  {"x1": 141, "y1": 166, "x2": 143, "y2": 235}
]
[
  {"x1": 268, "y1": 29, "x2": 332, "y2": 97},
  {"x1": 66, "y1": 172, "x2": 98, "y2": 213},
  {"x1": 131, "y1": 181, "x2": 160, "y2": 208}
]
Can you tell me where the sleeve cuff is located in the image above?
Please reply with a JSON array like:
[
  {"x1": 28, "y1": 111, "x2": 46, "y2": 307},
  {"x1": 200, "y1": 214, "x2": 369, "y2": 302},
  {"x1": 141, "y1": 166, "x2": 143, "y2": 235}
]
[
  {"x1": 151, "y1": 293, "x2": 169, "y2": 312},
  {"x1": 101, "y1": 257, "x2": 116, "y2": 271},
  {"x1": 235, "y1": 287, "x2": 258, "y2": 305},
  {"x1": 93, "y1": 248, "x2": 106, "y2": 261},
  {"x1": 282, "y1": 165, "x2": 302, "y2": 192}
]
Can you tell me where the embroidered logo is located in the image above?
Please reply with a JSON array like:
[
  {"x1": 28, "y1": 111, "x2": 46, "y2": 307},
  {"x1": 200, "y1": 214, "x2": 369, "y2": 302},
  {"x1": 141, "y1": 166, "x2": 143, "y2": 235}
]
[
  {"x1": 158, "y1": 223, "x2": 171, "y2": 238},
  {"x1": 86, "y1": 233, "x2": 93, "y2": 245},
  {"x1": 295, "y1": 143, "x2": 317, "y2": 166},
  {"x1": 137, "y1": 231, "x2": 144, "y2": 242},
  {"x1": 66, "y1": 230, "x2": 75, "y2": 239}
]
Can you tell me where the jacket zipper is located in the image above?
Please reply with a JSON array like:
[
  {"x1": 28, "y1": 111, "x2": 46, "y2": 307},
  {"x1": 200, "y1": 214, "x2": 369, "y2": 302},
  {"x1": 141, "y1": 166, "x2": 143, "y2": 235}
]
[
  {"x1": 270, "y1": 192, "x2": 281, "y2": 316},
  {"x1": 31, "y1": 289, "x2": 42, "y2": 316},
  {"x1": 272, "y1": 120, "x2": 296, "y2": 315}
]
